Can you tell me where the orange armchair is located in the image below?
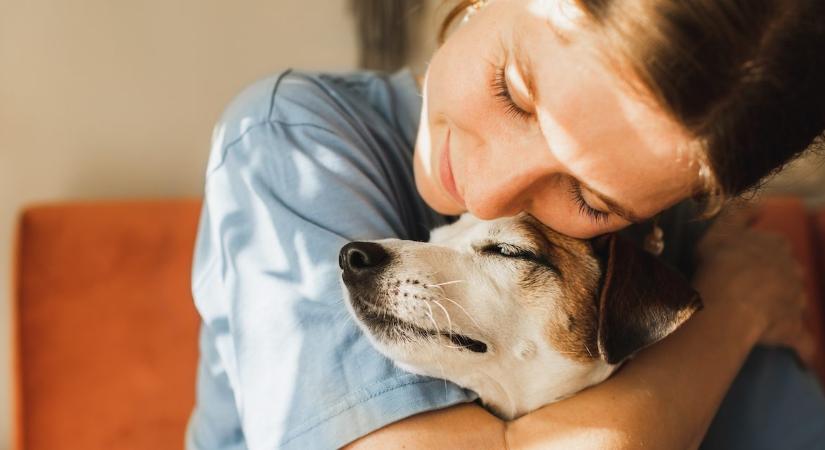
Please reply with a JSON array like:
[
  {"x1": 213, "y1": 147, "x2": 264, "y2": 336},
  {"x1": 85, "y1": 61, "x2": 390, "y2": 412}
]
[
  {"x1": 11, "y1": 197, "x2": 825, "y2": 450},
  {"x1": 13, "y1": 200, "x2": 202, "y2": 450}
]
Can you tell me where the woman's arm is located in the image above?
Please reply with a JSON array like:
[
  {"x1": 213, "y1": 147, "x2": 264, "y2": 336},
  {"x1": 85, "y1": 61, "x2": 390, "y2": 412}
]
[
  {"x1": 345, "y1": 293, "x2": 760, "y2": 450},
  {"x1": 506, "y1": 287, "x2": 762, "y2": 450},
  {"x1": 346, "y1": 215, "x2": 808, "y2": 450}
]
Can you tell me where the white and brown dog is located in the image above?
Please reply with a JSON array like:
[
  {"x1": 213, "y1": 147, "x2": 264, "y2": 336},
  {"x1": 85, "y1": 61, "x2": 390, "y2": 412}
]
[{"x1": 339, "y1": 213, "x2": 701, "y2": 419}]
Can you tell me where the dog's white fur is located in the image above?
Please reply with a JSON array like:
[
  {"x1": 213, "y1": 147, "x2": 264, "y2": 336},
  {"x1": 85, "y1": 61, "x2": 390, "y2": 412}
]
[{"x1": 340, "y1": 213, "x2": 617, "y2": 419}]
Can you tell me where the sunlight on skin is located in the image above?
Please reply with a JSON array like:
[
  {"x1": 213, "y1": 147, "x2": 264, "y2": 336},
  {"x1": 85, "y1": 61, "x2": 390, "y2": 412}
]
[
  {"x1": 528, "y1": 0, "x2": 586, "y2": 34},
  {"x1": 414, "y1": 75, "x2": 434, "y2": 181}
]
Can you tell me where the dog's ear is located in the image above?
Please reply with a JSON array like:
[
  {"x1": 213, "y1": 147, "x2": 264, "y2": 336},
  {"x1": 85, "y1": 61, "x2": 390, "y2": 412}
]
[{"x1": 593, "y1": 234, "x2": 702, "y2": 365}]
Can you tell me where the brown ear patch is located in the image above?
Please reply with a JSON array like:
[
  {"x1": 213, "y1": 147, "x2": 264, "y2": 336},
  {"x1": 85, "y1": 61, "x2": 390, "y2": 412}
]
[
  {"x1": 517, "y1": 216, "x2": 702, "y2": 364},
  {"x1": 596, "y1": 234, "x2": 703, "y2": 364}
]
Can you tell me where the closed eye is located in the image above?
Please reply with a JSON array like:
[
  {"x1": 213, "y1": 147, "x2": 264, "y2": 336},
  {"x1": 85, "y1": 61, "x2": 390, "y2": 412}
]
[
  {"x1": 481, "y1": 243, "x2": 561, "y2": 276},
  {"x1": 482, "y1": 243, "x2": 533, "y2": 258},
  {"x1": 491, "y1": 65, "x2": 532, "y2": 121}
]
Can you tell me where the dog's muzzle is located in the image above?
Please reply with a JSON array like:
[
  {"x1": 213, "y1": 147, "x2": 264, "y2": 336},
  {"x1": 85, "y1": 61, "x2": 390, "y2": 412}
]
[{"x1": 339, "y1": 240, "x2": 489, "y2": 354}]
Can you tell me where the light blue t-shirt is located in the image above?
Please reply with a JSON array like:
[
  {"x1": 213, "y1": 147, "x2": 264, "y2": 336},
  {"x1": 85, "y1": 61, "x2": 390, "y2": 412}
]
[{"x1": 186, "y1": 69, "x2": 477, "y2": 450}]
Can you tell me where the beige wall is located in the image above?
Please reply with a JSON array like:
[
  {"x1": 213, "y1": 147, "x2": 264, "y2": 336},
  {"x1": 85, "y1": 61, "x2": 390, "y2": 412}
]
[{"x1": 0, "y1": 1, "x2": 359, "y2": 447}]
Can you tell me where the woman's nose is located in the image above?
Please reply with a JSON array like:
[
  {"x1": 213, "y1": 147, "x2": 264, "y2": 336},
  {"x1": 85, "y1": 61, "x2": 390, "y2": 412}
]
[{"x1": 465, "y1": 153, "x2": 551, "y2": 220}]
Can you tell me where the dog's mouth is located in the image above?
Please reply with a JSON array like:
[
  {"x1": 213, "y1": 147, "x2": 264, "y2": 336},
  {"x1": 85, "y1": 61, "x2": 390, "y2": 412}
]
[{"x1": 357, "y1": 306, "x2": 488, "y2": 354}]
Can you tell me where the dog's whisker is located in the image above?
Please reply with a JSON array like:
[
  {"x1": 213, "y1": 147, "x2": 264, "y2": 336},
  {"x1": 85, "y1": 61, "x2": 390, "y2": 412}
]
[
  {"x1": 332, "y1": 298, "x2": 354, "y2": 325},
  {"x1": 421, "y1": 325, "x2": 468, "y2": 352},
  {"x1": 422, "y1": 301, "x2": 441, "y2": 335},
  {"x1": 429, "y1": 299, "x2": 454, "y2": 336},
  {"x1": 423, "y1": 280, "x2": 465, "y2": 299},
  {"x1": 440, "y1": 342, "x2": 470, "y2": 350},
  {"x1": 442, "y1": 370, "x2": 449, "y2": 402},
  {"x1": 420, "y1": 280, "x2": 484, "y2": 333},
  {"x1": 422, "y1": 338, "x2": 451, "y2": 402},
  {"x1": 423, "y1": 284, "x2": 445, "y2": 295},
  {"x1": 331, "y1": 307, "x2": 347, "y2": 321},
  {"x1": 425, "y1": 279, "x2": 466, "y2": 288},
  {"x1": 435, "y1": 295, "x2": 484, "y2": 331}
]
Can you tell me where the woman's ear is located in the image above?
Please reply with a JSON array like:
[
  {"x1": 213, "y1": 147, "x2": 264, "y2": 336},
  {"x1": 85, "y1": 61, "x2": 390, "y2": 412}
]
[{"x1": 594, "y1": 234, "x2": 703, "y2": 365}]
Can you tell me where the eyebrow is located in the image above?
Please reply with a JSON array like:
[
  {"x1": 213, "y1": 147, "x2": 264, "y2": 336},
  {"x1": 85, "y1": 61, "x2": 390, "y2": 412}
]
[{"x1": 578, "y1": 179, "x2": 645, "y2": 223}]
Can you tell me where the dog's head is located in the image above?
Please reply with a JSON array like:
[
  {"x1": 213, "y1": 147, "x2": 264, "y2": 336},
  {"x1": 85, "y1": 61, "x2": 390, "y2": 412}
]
[{"x1": 339, "y1": 213, "x2": 701, "y2": 418}]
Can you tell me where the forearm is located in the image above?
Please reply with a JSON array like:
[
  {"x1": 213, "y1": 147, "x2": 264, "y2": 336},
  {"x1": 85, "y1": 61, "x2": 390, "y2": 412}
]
[
  {"x1": 343, "y1": 403, "x2": 507, "y2": 449},
  {"x1": 505, "y1": 296, "x2": 763, "y2": 450}
]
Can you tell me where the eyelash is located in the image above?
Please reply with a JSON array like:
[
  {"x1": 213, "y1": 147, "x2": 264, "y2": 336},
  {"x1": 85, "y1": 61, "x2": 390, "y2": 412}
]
[
  {"x1": 568, "y1": 180, "x2": 610, "y2": 225},
  {"x1": 491, "y1": 65, "x2": 531, "y2": 121},
  {"x1": 482, "y1": 243, "x2": 561, "y2": 274},
  {"x1": 482, "y1": 243, "x2": 535, "y2": 259}
]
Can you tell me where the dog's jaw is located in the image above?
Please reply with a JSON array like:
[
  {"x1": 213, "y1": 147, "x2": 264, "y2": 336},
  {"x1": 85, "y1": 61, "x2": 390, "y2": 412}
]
[
  {"x1": 443, "y1": 334, "x2": 617, "y2": 420},
  {"x1": 341, "y1": 277, "x2": 617, "y2": 421},
  {"x1": 369, "y1": 332, "x2": 615, "y2": 421}
]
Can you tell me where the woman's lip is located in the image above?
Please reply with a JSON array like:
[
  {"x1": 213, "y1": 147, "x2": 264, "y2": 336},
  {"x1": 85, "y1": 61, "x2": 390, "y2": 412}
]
[{"x1": 439, "y1": 129, "x2": 465, "y2": 206}]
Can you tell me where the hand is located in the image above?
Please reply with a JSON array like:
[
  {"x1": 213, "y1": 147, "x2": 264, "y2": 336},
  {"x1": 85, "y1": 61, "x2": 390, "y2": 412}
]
[{"x1": 693, "y1": 205, "x2": 815, "y2": 365}]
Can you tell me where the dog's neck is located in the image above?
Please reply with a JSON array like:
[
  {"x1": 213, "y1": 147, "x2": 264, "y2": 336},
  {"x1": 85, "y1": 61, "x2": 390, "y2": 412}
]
[
  {"x1": 478, "y1": 363, "x2": 612, "y2": 419},
  {"x1": 410, "y1": 344, "x2": 616, "y2": 420}
]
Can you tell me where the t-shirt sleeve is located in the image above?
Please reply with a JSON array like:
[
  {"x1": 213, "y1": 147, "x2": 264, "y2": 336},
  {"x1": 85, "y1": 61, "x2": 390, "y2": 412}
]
[{"x1": 186, "y1": 71, "x2": 476, "y2": 450}]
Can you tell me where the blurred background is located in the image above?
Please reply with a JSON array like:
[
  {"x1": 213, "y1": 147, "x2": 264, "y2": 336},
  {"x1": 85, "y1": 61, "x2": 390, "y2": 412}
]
[{"x1": 1, "y1": 0, "x2": 823, "y2": 449}]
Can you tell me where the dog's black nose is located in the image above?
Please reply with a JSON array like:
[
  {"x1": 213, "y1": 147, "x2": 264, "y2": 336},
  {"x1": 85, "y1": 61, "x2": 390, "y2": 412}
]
[{"x1": 339, "y1": 242, "x2": 390, "y2": 275}]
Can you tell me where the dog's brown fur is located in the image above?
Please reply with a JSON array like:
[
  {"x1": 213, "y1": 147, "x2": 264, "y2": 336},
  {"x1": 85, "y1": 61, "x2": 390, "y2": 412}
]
[{"x1": 517, "y1": 216, "x2": 602, "y2": 362}]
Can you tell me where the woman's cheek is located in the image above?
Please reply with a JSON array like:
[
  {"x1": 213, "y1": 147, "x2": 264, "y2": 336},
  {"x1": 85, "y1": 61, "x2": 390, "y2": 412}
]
[{"x1": 430, "y1": 26, "x2": 500, "y2": 126}]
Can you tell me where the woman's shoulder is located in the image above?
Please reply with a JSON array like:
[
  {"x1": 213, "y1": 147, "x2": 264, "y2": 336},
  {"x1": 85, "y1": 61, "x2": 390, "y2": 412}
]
[
  {"x1": 214, "y1": 69, "x2": 421, "y2": 151},
  {"x1": 202, "y1": 68, "x2": 442, "y2": 242}
]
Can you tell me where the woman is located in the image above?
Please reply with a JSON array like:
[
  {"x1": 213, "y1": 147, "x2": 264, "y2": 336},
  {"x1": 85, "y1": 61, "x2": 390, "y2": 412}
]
[{"x1": 186, "y1": 0, "x2": 825, "y2": 448}]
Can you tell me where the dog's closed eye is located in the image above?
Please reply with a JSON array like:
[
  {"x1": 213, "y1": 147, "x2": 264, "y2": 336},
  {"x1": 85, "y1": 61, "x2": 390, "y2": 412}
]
[
  {"x1": 481, "y1": 243, "x2": 534, "y2": 258},
  {"x1": 479, "y1": 243, "x2": 561, "y2": 275}
]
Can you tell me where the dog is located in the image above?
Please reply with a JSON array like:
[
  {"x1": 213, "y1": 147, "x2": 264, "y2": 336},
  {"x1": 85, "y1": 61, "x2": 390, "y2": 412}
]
[{"x1": 339, "y1": 213, "x2": 702, "y2": 419}]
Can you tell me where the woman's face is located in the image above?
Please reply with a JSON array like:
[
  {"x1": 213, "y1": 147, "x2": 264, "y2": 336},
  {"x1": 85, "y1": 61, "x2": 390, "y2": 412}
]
[{"x1": 414, "y1": 0, "x2": 700, "y2": 239}]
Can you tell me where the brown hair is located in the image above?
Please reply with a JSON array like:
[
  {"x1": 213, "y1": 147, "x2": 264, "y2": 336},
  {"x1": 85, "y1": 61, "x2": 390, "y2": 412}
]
[{"x1": 439, "y1": 0, "x2": 825, "y2": 208}]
